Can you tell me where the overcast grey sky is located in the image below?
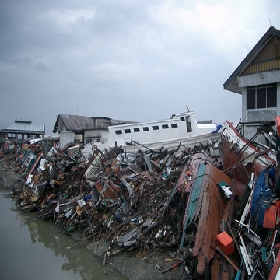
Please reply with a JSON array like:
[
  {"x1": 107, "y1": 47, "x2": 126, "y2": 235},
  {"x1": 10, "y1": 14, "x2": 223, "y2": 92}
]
[{"x1": 1, "y1": 0, "x2": 280, "y2": 134}]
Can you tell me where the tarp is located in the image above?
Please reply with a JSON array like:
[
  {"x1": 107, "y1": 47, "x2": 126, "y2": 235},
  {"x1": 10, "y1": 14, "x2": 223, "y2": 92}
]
[{"x1": 251, "y1": 167, "x2": 275, "y2": 227}]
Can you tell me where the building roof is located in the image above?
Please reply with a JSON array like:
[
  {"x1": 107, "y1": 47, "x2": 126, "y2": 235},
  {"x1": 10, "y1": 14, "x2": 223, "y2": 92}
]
[
  {"x1": 53, "y1": 114, "x2": 95, "y2": 133},
  {"x1": 223, "y1": 26, "x2": 280, "y2": 93},
  {"x1": 1, "y1": 120, "x2": 45, "y2": 134},
  {"x1": 53, "y1": 114, "x2": 137, "y2": 133}
]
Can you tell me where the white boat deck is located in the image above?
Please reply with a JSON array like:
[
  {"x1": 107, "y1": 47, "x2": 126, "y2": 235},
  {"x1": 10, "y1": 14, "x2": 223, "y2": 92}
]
[
  {"x1": 107, "y1": 111, "x2": 216, "y2": 148},
  {"x1": 82, "y1": 111, "x2": 221, "y2": 156}
]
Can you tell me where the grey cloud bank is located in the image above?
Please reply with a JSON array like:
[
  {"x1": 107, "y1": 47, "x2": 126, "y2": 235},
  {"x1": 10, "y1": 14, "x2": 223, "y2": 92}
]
[{"x1": 1, "y1": 0, "x2": 280, "y2": 133}]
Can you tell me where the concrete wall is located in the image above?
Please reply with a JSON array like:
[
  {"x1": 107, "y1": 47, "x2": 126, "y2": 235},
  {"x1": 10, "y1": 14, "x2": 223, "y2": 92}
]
[
  {"x1": 237, "y1": 71, "x2": 280, "y2": 141},
  {"x1": 84, "y1": 130, "x2": 108, "y2": 144},
  {"x1": 59, "y1": 131, "x2": 74, "y2": 149}
]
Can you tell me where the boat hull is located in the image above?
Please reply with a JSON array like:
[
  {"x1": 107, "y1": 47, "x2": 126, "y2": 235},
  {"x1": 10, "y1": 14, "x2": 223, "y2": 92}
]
[{"x1": 116, "y1": 132, "x2": 222, "y2": 153}]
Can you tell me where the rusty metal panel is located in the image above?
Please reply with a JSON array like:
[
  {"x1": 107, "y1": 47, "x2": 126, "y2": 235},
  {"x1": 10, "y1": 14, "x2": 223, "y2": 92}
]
[{"x1": 192, "y1": 161, "x2": 232, "y2": 275}]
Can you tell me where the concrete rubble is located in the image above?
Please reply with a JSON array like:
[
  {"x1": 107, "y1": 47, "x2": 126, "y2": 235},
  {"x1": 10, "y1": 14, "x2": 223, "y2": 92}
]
[{"x1": 1, "y1": 134, "x2": 280, "y2": 280}]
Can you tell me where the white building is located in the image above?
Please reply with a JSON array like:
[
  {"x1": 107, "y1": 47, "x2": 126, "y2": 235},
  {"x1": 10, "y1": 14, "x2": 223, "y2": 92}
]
[
  {"x1": 224, "y1": 26, "x2": 280, "y2": 142},
  {"x1": 52, "y1": 114, "x2": 135, "y2": 149}
]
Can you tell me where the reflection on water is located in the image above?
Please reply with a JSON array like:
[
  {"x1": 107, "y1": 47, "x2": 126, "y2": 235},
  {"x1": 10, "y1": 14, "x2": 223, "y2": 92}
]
[{"x1": 0, "y1": 188, "x2": 127, "y2": 280}]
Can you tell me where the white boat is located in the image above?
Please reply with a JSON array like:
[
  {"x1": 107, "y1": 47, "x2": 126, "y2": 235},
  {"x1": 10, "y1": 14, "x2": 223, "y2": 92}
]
[{"x1": 104, "y1": 110, "x2": 220, "y2": 152}]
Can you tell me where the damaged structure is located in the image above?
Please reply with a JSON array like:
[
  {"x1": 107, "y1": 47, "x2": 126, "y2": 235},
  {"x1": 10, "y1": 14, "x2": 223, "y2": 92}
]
[
  {"x1": 223, "y1": 25, "x2": 280, "y2": 142},
  {"x1": 52, "y1": 114, "x2": 136, "y2": 149},
  {"x1": 1, "y1": 26, "x2": 280, "y2": 280},
  {"x1": 3, "y1": 112, "x2": 280, "y2": 279},
  {"x1": 0, "y1": 120, "x2": 45, "y2": 150}
]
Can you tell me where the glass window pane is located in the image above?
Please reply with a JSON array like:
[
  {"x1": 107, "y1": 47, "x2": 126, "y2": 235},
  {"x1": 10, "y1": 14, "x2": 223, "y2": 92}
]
[
  {"x1": 257, "y1": 88, "x2": 266, "y2": 108},
  {"x1": 186, "y1": 116, "x2": 192, "y2": 132},
  {"x1": 247, "y1": 88, "x2": 255, "y2": 109},
  {"x1": 267, "y1": 85, "x2": 277, "y2": 107}
]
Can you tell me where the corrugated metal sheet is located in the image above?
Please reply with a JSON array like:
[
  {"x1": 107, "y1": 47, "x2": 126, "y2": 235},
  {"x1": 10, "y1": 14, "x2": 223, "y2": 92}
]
[
  {"x1": 59, "y1": 114, "x2": 95, "y2": 131},
  {"x1": 180, "y1": 160, "x2": 206, "y2": 250},
  {"x1": 4, "y1": 122, "x2": 45, "y2": 133},
  {"x1": 110, "y1": 119, "x2": 137, "y2": 126},
  {"x1": 53, "y1": 114, "x2": 137, "y2": 133},
  {"x1": 178, "y1": 153, "x2": 234, "y2": 275}
]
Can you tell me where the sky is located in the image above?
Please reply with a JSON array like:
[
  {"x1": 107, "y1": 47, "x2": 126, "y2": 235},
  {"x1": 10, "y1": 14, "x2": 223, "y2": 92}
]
[{"x1": 1, "y1": 0, "x2": 280, "y2": 134}]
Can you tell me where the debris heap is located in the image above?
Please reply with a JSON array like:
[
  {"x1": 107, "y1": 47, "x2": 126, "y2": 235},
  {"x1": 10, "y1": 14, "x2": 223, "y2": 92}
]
[{"x1": 2, "y1": 137, "x2": 280, "y2": 279}]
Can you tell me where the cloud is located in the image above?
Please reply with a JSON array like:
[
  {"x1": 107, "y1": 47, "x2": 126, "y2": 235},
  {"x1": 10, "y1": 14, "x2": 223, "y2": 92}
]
[
  {"x1": 47, "y1": 8, "x2": 96, "y2": 33},
  {"x1": 34, "y1": 61, "x2": 50, "y2": 73},
  {"x1": 89, "y1": 62, "x2": 143, "y2": 81},
  {"x1": 0, "y1": 0, "x2": 280, "y2": 133},
  {"x1": 149, "y1": 0, "x2": 272, "y2": 61}
]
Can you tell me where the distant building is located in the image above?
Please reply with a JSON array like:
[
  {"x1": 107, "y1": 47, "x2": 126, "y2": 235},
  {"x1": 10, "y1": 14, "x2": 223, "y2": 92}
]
[
  {"x1": 224, "y1": 26, "x2": 280, "y2": 141},
  {"x1": 52, "y1": 114, "x2": 135, "y2": 148},
  {"x1": 0, "y1": 120, "x2": 45, "y2": 148}
]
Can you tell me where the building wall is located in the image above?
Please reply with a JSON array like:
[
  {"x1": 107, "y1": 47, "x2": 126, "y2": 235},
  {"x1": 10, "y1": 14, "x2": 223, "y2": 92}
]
[
  {"x1": 59, "y1": 131, "x2": 75, "y2": 148},
  {"x1": 238, "y1": 71, "x2": 280, "y2": 140},
  {"x1": 84, "y1": 130, "x2": 108, "y2": 144}
]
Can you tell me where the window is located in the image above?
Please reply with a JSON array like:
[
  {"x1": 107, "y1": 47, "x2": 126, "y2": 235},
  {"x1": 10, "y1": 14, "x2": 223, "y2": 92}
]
[
  {"x1": 247, "y1": 83, "x2": 277, "y2": 109},
  {"x1": 180, "y1": 117, "x2": 185, "y2": 121},
  {"x1": 143, "y1": 127, "x2": 149, "y2": 131},
  {"x1": 257, "y1": 87, "x2": 266, "y2": 108},
  {"x1": 115, "y1": 130, "x2": 122, "y2": 135},
  {"x1": 267, "y1": 86, "x2": 277, "y2": 107},
  {"x1": 125, "y1": 129, "x2": 131, "y2": 134},
  {"x1": 186, "y1": 116, "x2": 192, "y2": 132},
  {"x1": 162, "y1": 124, "x2": 169, "y2": 129},
  {"x1": 134, "y1": 128, "x2": 140, "y2": 132},
  {"x1": 247, "y1": 88, "x2": 255, "y2": 109},
  {"x1": 171, "y1": 124, "x2": 178, "y2": 128},
  {"x1": 86, "y1": 136, "x2": 101, "y2": 143},
  {"x1": 152, "y1": 125, "x2": 159, "y2": 130}
]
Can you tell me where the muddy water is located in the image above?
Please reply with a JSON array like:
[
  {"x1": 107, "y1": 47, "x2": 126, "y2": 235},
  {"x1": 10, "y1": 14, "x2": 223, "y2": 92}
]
[{"x1": 0, "y1": 187, "x2": 127, "y2": 280}]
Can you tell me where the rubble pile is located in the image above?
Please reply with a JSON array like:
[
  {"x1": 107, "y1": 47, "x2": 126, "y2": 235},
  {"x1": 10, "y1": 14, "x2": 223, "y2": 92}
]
[{"x1": 2, "y1": 138, "x2": 280, "y2": 279}]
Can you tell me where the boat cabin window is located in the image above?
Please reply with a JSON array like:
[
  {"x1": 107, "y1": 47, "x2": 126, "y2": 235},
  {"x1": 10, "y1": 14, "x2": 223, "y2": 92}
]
[
  {"x1": 162, "y1": 124, "x2": 169, "y2": 129},
  {"x1": 115, "y1": 130, "x2": 122, "y2": 135},
  {"x1": 152, "y1": 125, "x2": 159, "y2": 130},
  {"x1": 180, "y1": 117, "x2": 185, "y2": 121},
  {"x1": 134, "y1": 128, "x2": 140, "y2": 132},
  {"x1": 143, "y1": 127, "x2": 149, "y2": 131},
  {"x1": 125, "y1": 129, "x2": 131, "y2": 134},
  {"x1": 186, "y1": 116, "x2": 192, "y2": 132},
  {"x1": 171, "y1": 124, "x2": 178, "y2": 128}
]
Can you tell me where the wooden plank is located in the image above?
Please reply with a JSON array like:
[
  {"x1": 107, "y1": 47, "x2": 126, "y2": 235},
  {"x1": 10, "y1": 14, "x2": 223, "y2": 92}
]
[{"x1": 216, "y1": 247, "x2": 239, "y2": 272}]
